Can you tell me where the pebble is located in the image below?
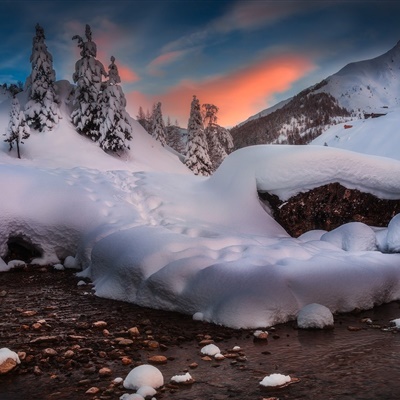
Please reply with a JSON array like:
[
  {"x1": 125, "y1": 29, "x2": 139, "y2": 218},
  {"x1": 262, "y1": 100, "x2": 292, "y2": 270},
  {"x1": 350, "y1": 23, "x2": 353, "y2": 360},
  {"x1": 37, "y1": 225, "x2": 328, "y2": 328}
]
[
  {"x1": 42, "y1": 348, "x2": 58, "y2": 357},
  {"x1": 147, "y1": 340, "x2": 159, "y2": 349},
  {"x1": 121, "y1": 357, "x2": 132, "y2": 365},
  {"x1": 98, "y1": 367, "x2": 112, "y2": 376},
  {"x1": 148, "y1": 355, "x2": 168, "y2": 364},
  {"x1": 128, "y1": 327, "x2": 140, "y2": 337},
  {"x1": 189, "y1": 362, "x2": 198, "y2": 369},
  {"x1": 85, "y1": 387, "x2": 100, "y2": 394},
  {"x1": 0, "y1": 358, "x2": 18, "y2": 374},
  {"x1": 93, "y1": 321, "x2": 107, "y2": 329},
  {"x1": 117, "y1": 338, "x2": 133, "y2": 346},
  {"x1": 64, "y1": 350, "x2": 75, "y2": 358}
]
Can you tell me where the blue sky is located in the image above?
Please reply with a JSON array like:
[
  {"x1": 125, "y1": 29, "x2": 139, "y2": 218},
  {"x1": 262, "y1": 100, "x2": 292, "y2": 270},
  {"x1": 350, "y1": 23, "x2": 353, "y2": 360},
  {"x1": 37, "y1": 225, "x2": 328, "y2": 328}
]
[{"x1": 1, "y1": 0, "x2": 400, "y2": 126}]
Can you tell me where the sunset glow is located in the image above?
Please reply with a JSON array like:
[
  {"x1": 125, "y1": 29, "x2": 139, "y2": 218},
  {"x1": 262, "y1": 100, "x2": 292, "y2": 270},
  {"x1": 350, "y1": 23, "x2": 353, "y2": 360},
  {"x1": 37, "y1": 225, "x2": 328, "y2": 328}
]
[{"x1": 127, "y1": 54, "x2": 315, "y2": 127}]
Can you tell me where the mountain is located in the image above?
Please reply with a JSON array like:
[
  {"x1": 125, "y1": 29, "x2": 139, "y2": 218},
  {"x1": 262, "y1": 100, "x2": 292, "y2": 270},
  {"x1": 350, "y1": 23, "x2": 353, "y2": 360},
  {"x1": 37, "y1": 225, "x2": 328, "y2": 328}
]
[{"x1": 231, "y1": 40, "x2": 400, "y2": 149}]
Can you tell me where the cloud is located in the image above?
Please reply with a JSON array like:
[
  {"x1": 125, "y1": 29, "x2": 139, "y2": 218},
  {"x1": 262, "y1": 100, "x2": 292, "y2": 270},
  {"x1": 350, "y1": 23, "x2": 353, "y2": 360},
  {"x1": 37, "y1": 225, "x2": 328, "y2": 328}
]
[
  {"x1": 214, "y1": 1, "x2": 326, "y2": 33},
  {"x1": 147, "y1": 50, "x2": 186, "y2": 76},
  {"x1": 126, "y1": 53, "x2": 315, "y2": 127}
]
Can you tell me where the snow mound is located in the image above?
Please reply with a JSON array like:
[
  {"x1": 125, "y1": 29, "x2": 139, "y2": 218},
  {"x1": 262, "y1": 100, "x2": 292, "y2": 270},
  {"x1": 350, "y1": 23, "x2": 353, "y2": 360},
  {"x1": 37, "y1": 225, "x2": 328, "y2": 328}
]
[
  {"x1": 260, "y1": 373, "x2": 291, "y2": 387},
  {"x1": 170, "y1": 372, "x2": 193, "y2": 384},
  {"x1": 386, "y1": 214, "x2": 400, "y2": 253},
  {"x1": 123, "y1": 365, "x2": 164, "y2": 390},
  {"x1": 200, "y1": 344, "x2": 221, "y2": 356},
  {"x1": 0, "y1": 348, "x2": 21, "y2": 365},
  {"x1": 320, "y1": 222, "x2": 377, "y2": 251},
  {"x1": 297, "y1": 303, "x2": 334, "y2": 329}
]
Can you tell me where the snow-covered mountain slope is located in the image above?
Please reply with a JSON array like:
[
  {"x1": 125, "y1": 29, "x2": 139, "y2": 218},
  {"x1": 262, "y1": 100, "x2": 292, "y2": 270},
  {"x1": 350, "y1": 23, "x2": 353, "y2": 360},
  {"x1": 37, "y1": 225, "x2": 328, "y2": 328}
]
[
  {"x1": 315, "y1": 40, "x2": 400, "y2": 113},
  {"x1": 233, "y1": 40, "x2": 400, "y2": 149},
  {"x1": 311, "y1": 107, "x2": 400, "y2": 160},
  {"x1": 0, "y1": 81, "x2": 189, "y2": 174}
]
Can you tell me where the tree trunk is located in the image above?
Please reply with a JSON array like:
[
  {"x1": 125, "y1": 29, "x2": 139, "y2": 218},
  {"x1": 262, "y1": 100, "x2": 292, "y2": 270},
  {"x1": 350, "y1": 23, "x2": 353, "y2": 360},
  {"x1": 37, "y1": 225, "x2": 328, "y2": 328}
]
[{"x1": 16, "y1": 140, "x2": 21, "y2": 159}]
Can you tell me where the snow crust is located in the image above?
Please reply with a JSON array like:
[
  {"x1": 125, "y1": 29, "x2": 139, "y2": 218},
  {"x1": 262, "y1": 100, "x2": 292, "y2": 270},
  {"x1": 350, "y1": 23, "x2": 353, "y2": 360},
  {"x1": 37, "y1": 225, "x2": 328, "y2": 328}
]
[
  {"x1": 170, "y1": 372, "x2": 193, "y2": 383},
  {"x1": 200, "y1": 344, "x2": 221, "y2": 356},
  {"x1": 297, "y1": 303, "x2": 334, "y2": 329},
  {"x1": 2, "y1": 87, "x2": 400, "y2": 329}
]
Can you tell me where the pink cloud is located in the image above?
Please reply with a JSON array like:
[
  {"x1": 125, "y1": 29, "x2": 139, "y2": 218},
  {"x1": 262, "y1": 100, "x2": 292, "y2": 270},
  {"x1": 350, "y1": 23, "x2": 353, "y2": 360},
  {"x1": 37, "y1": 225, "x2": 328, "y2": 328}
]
[{"x1": 126, "y1": 54, "x2": 315, "y2": 127}]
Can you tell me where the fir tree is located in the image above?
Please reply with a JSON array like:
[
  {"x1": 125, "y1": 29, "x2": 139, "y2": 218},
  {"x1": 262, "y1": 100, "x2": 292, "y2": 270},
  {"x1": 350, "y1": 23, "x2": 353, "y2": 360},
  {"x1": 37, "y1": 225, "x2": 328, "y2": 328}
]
[
  {"x1": 166, "y1": 117, "x2": 184, "y2": 153},
  {"x1": 97, "y1": 56, "x2": 133, "y2": 152},
  {"x1": 136, "y1": 106, "x2": 147, "y2": 130},
  {"x1": 25, "y1": 23, "x2": 61, "y2": 132},
  {"x1": 185, "y1": 95, "x2": 212, "y2": 176},
  {"x1": 151, "y1": 102, "x2": 166, "y2": 146},
  {"x1": 202, "y1": 103, "x2": 234, "y2": 171},
  {"x1": 71, "y1": 24, "x2": 107, "y2": 142},
  {"x1": 4, "y1": 96, "x2": 30, "y2": 159}
]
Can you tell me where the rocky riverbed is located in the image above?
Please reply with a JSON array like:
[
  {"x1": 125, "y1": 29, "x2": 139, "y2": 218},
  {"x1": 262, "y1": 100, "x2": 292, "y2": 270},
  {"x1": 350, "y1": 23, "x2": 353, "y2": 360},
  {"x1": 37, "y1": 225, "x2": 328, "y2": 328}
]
[{"x1": 1, "y1": 265, "x2": 400, "y2": 400}]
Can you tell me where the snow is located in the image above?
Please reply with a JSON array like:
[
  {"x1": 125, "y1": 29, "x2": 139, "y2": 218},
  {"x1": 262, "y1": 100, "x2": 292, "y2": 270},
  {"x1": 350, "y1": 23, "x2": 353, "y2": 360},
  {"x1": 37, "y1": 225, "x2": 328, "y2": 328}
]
[
  {"x1": 2, "y1": 83, "x2": 400, "y2": 329},
  {"x1": 259, "y1": 373, "x2": 291, "y2": 387},
  {"x1": 297, "y1": 303, "x2": 334, "y2": 329},
  {"x1": 0, "y1": 348, "x2": 20, "y2": 365},
  {"x1": 170, "y1": 372, "x2": 193, "y2": 384},
  {"x1": 200, "y1": 344, "x2": 221, "y2": 356},
  {"x1": 123, "y1": 365, "x2": 164, "y2": 390}
]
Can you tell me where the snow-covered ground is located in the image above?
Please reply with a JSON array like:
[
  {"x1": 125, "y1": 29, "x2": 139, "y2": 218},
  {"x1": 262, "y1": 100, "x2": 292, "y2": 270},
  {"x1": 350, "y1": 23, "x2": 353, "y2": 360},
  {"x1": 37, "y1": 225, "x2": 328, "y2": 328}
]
[
  {"x1": 311, "y1": 107, "x2": 400, "y2": 160},
  {"x1": 2, "y1": 88, "x2": 400, "y2": 329}
]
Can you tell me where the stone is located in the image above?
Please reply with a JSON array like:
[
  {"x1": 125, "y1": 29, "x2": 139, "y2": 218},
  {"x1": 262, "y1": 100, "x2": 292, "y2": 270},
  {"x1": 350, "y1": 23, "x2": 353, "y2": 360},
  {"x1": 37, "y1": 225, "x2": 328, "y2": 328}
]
[
  {"x1": 117, "y1": 338, "x2": 134, "y2": 346},
  {"x1": 85, "y1": 387, "x2": 100, "y2": 394},
  {"x1": 93, "y1": 321, "x2": 107, "y2": 329},
  {"x1": 148, "y1": 355, "x2": 168, "y2": 364},
  {"x1": 128, "y1": 327, "x2": 140, "y2": 337},
  {"x1": 0, "y1": 358, "x2": 18, "y2": 374},
  {"x1": 99, "y1": 367, "x2": 112, "y2": 376},
  {"x1": 42, "y1": 348, "x2": 58, "y2": 357},
  {"x1": 64, "y1": 350, "x2": 75, "y2": 358},
  {"x1": 147, "y1": 340, "x2": 159, "y2": 349}
]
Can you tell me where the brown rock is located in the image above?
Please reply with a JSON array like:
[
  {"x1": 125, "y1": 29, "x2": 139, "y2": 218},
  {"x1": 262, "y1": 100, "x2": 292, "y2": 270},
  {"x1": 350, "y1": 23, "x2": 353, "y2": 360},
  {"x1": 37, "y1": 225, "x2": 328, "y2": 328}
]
[
  {"x1": 85, "y1": 387, "x2": 100, "y2": 394},
  {"x1": 147, "y1": 340, "x2": 159, "y2": 349},
  {"x1": 99, "y1": 367, "x2": 112, "y2": 376},
  {"x1": 189, "y1": 362, "x2": 198, "y2": 369},
  {"x1": 121, "y1": 357, "x2": 132, "y2": 365},
  {"x1": 117, "y1": 338, "x2": 134, "y2": 346},
  {"x1": 0, "y1": 358, "x2": 18, "y2": 374},
  {"x1": 31, "y1": 322, "x2": 42, "y2": 330},
  {"x1": 148, "y1": 355, "x2": 168, "y2": 364},
  {"x1": 128, "y1": 327, "x2": 140, "y2": 337},
  {"x1": 64, "y1": 350, "x2": 75, "y2": 358},
  {"x1": 43, "y1": 348, "x2": 58, "y2": 357},
  {"x1": 93, "y1": 321, "x2": 107, "y2": 329}
]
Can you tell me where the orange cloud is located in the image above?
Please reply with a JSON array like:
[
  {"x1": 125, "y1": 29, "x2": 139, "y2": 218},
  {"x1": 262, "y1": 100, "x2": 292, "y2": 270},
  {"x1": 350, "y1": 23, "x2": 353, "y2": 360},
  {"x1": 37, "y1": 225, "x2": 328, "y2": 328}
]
[{"x1": 126, "y1": 54, "x2": 315, "y2": 127}]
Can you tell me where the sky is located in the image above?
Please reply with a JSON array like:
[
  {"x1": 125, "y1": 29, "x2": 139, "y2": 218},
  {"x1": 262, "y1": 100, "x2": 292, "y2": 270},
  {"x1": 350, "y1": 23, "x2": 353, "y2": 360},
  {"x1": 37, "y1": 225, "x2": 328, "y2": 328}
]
[{"x1": 1, "y1": 0, "x2": 400, "y2": 127}]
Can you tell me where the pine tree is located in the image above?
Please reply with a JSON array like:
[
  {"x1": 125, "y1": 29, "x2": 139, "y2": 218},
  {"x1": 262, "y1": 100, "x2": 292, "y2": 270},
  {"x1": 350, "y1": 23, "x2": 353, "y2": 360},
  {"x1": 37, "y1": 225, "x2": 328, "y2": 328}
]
[
  {"x1": 166, "y1": 117, "x2": 184, "y2": 153},
  {"x1": 202, "y1": 103, "x2": 234, "y2": 171},
  {"x1": 25, "y1": 23, "x2": 61, "y2": 132},
  {"x1": 97, "y1": 56, "x2": 133, "y2": 152},
  {"x1": 136, "y1": 106, "x2": 147, "y2": 130},
  {"x1": 4, "y1": 96, "x2": 30, "y2": 159},
  {"x1": 185, "y1": 95, "x2": 212, "y2": 176},
  {"x1": 71, "y1": 24, "x2": 107, "y2": 142},
  {"x1": 151, "y1": 102, "x2": 166, "y2": 146}
]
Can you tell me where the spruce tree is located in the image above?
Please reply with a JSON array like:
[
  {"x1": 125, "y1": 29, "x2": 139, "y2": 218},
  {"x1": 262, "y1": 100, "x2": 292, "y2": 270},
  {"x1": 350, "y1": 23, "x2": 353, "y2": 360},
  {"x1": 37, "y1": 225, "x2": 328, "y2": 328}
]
[
  {"x1": 185, "y1": 95, "x2": 212, "y2": 176},
  {"x1": 202, "y1": 103, "x2": 234, "y2": 171},
  {"x1": 25, "y1": 23, "x2": 61, "y2": 132},
  {"x1": 151, "y1": 102, "x2": 167, "y2": 146},
  {"x1": 71, "y1": 24, "x2": 107, "y2": 142},
  {"x1": 166, "y1": 117, "x2": 184, "y2": 153},
  {"x1": 97, "y1": 56, "x2": 133, "y2": 152},
  {"x1": 4, "y1": 96, "x2": 30, "y2": 159}
]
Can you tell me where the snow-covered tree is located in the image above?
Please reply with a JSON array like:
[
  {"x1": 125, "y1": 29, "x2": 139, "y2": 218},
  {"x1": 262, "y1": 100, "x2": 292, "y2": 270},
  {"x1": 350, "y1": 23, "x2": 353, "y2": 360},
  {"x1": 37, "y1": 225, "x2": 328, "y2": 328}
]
[
  {"x1": 185, "y1": 95, "x2": 212, "y2": 176},
  {"x1": 25, "y1": 23, "x2": 61, "y2": 132},
  {"x1": 151, "y1": 102, "x2": 166, "y2": 146},
  {"x1": 71, "y1": 24, "x2": 107, "y2": 142},
  {"x1": 202, "y1": 103, "x2": 234, "y2": 171},
  {"x1": 166, "y1": 117, "x2": 184, "y2": 153},
  {"x1": 4, "y1": 96, "x2": 30, "y2": 159},
  {"x1": 136, "y1": 106, "x2": 147, "y2": 129},
  {"x1": 97, "y1": 56, "x2": 132, "y2": 152}
]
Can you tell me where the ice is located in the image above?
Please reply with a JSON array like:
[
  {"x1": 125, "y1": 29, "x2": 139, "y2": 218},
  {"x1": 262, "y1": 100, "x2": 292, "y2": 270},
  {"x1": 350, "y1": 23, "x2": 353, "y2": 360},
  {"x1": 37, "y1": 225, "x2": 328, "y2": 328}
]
[{"x1": 170, "y1": 372, "x2": 193, "y2": 383}]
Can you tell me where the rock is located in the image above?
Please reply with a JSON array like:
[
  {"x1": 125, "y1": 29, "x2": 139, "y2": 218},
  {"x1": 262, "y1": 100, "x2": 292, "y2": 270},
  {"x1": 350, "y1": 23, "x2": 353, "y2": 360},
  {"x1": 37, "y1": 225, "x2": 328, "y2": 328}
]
[
  {"x1": 297, "y1": 303, "x2": 334, "y2": 329},
  {"x1": 85, "y1": 387, "x2": 100, "y2": 394},
  {"x1": 147, "y1": 340, "x2": 159, "y2": 349},
  {"x1": 128, "y1": 327, "x2": 140, "y2": 337},
  {"x1": 33, "y1": 365, "x2": 42, "y2": 375},
  {"x1": 0, "y1": 290, "x2": 7, "y2": 297},
  {"x1": 42, "y1": 348, "x2": 58, "y2": 357},
  {"x1": 93, "y1": 321, "x2": 107, "y2": 329},
  {"x1": 189, "y1": 362, "x2": 198, "y2": 369},
  {"x1": 347, "y1": 326, "x2": 363, "y2": 332},
  {"x1": 253, "y1": 330, "x2": 269, "y2": 340},
  {"x1": 99, "y1": 367, "x2": 112, "y2": 376},
  {"x1": 0, "y1": 358, "x2": 18, "y2": 374},
  {"x1": 121, "y1": 357, "x2": 132, "y2": 365},
  {"x1": 117, "y1": 338, "x2": 134, "y2": 346},
  {"x1": 64, "y1": 350, "x2": 75, "y2": 358},
  {"x1": 148, "y1": 355, "x2": 168, "y2": 364},
  {"x1": 31, "y1": 323, "x2": 42, "y2": 330},
  {"x1": 0, "y1": 348, "x2": 21, "y2": 374}
]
